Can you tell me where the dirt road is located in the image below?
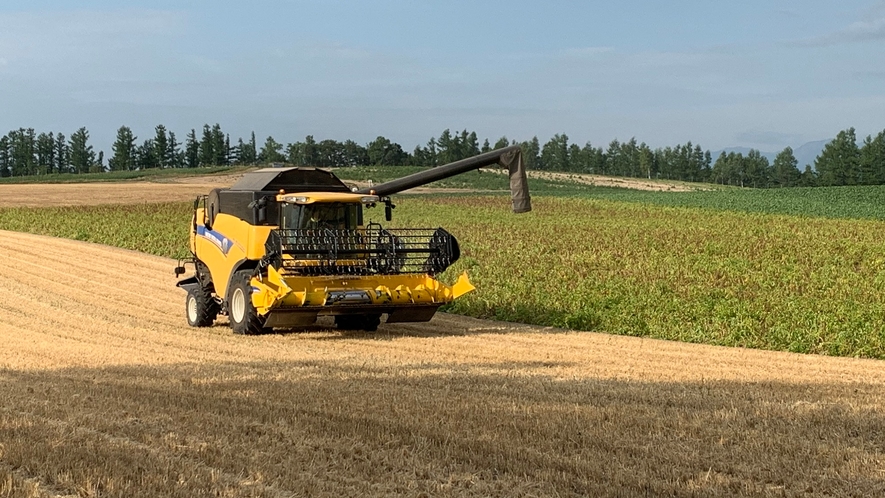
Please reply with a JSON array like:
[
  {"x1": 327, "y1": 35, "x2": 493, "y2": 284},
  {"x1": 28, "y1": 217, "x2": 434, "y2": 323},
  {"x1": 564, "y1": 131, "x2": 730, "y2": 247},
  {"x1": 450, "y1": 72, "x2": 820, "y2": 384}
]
[{"x1": 2, "y1": 230, "x2": 884, "y2": 496}]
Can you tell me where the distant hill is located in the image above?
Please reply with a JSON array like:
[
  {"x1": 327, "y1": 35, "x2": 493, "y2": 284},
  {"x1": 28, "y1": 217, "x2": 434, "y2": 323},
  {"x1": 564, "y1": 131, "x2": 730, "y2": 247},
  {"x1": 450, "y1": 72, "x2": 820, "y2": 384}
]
[
  {"x1": 711, "y1": 140, "x2": 829, "y2": 170},
  {"x1": 793, "y1": 140, "x2": 829, "y2": 169}
]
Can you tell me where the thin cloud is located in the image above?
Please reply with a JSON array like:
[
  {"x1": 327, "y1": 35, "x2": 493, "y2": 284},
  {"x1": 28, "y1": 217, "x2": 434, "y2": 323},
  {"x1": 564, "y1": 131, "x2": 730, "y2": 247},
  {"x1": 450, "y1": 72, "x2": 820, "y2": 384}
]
[
  {"x1": 793, "y1": 17, "x2": 885, "y2": 46},
  {"x1": 560, "y1": 46, "x2": 615, "y2": 58},
  {"x1": 502, "y1": 46, "x2": 613, "y2": 62},
  {"x1": 0, "y1": 9, "x2": 185, "y2": 64},
  {"x1": 856, "y1": 69, "x2": 885, "y2": 80}
]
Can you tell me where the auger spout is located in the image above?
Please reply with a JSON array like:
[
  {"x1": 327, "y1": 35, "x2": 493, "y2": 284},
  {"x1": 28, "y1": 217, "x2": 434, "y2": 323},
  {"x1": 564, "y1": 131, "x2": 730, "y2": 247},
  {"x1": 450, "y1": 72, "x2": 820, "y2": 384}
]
[{"x1": 356, "y1": 145, "x2": 532, "y2": 213}]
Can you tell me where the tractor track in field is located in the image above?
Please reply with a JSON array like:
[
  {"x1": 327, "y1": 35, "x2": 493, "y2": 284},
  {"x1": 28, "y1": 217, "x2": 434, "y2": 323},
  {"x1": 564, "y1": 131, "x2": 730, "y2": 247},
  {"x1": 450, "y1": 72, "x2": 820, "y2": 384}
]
[{"x1": 3, "y1": 229, "x2": 885, "y2": 496}]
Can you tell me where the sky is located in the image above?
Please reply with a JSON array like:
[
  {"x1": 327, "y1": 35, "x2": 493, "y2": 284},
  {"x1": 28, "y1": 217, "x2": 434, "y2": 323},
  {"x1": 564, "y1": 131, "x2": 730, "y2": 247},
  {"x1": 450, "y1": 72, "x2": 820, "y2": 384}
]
[{"x1": 1, "y1": 1, "x2": 885, "y2": 155}]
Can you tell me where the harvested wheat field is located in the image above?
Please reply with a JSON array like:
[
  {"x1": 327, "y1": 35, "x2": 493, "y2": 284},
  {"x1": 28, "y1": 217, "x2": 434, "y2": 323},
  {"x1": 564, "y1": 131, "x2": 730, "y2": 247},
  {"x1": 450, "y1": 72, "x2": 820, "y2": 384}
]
[
  {"x1": 2, "y1": 230, "x2": 885, "y2": 497},
  {"x1": 0, "y1": 175, "x2": 485, "y2": 210},
  {"x1": 0, "y1": 176, "x2": 243, "y2": 208},
  {"x1": 480, "y1": 168, "x2": 704, "y2": 192}
]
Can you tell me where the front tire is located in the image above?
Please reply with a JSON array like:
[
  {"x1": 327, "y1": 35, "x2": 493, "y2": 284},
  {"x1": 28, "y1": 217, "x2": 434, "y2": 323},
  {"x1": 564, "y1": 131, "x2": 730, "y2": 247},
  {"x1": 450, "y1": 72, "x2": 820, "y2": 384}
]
[
  {"x1": 186, "y1": 285, "x2": 219, "y2": 327},
  {"x1": 227, "y1": 270, "x2": 270, "y2": 335}
]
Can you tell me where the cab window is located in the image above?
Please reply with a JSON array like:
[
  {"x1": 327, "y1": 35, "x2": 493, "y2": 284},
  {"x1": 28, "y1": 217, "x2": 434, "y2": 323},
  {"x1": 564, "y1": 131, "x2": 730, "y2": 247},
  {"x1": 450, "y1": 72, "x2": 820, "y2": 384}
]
[{"x1": 281, "y1": 202, "x2": 362, "y2": 230}]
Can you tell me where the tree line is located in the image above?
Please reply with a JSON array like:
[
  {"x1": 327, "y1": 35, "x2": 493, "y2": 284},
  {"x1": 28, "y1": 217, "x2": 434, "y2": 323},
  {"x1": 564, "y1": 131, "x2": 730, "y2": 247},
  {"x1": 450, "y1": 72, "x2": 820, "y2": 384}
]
[{"x1": 1, "y1": 124, "x2": 883, "y2": 188}]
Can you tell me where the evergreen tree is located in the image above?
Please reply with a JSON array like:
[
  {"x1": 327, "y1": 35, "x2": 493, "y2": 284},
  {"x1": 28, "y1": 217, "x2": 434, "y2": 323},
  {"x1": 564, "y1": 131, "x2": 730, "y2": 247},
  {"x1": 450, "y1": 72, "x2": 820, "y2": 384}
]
[
  {"x1": 0, "y1": 136, "x2": 9, "y2": 177},
  {"x1": 582, "y1": 142, "x2": 606, "y2": 174},
  {"x1": 249, "y1": 132, "x2": 258, "y2": 164},
  {"x1": 211, "y1": 124, "x2": 226, "y2": 165},
  {"x1": 702, "y1": 150, "x2": 713, "y2": 182},
  {"x1": 711, "y1": 151, "x2": 729, "y2": 185},
  {"x1": 91, "y1": 151, "x2": 105, "y2": 173},
  {"x1": 541, "y1": 134, "x2": 570, "y2": 171},
  {"x1": 258, "y1": 136, "x2": 285, "y2": 163},
  {"x1": 655, "y1": 147, "x2": 671, "y2": 179},
  {"x1": 451, "y1": 130, "x2": 467, "y2": 161},
  {"x1": 110, "y1": 126, "x2": 137, "y2": 171},
  {"x1": 233, "y1": 138, "x2": 245, "y2": 165},
  {"x1": 5, "y1": 130, "x2": 21, "y2": 176},
  {"x1": 465, "y1": 131, "x2": 480, "y2": 158},
  {"x1": 639, "y1": 143, "x2": 655, "y2": 179},
  {"x1": 301, "y1": 135, "x2": 318, "y2": 166},
  {"x1": 69, "y1": 127, "x2": 95, "y2": 174},
  {"x1": 568, "y1": 143, "x2": 584, "y2": 172},
  {"x1": 137, "y1": 139, "x2": 158, "y2": 169},
  {"x1": 55, "y1": 132, "x2": 69, "y2": 173},
  {"x1": 167, "y1": 131, "x2": 182, "y2": 168},
  {"x1": 694, "y1": 145, "x2": 710, "y2": 182},
  {"x1": 744, "y1": 149, "x2": 770, "y2": 188},
  {"x1": 35, "y1": 132, "x2": 55, "y2": 175},
  {"x1": 603, "y1": 139, "x2": 620, "y2": 175},
  {"x1": 619, "y1": 138, "x2": 640, "y2": 177},
  {"x1": 286, "y1": 141, "x2": 303, "y2": 165},
  {"x1": 24, "y1": 128, "x2": 36, "y2": 175},
  {"x1": 424, "y1": 137, "x2": 438, "y2": 167},
  {"x1": 815, "y1": 128, "x2": 859, "y2": 186},
  {"x1": 412, "y1": 145, "x2": 428, "y2": 167},
  {"x1": 859, "y1": 131, "x2": 885, "y2": 185},
  {"x1": 799, "y1": 165, "x2": 817, "y2": 187},
  {"x1": 8, "y1": 129, "x2": 37, "y2": 176},
  {"x1": 342, "y1": 139, "x2": 368, "y2": 166},
  {"x1": 481, "y1": 138, "x2": 491, "y2": 153},
  {"x1": 437, "y1": 129, "x2": 454, "y2": 164},
  {"x1": 367, "y1": 136, "x2": 407, "y2": 165},
  {"x1": 154, "y1": 125, "x2": 169, "y2": 168},
  {"x1": 772, "y1": 147, "x2": 800, "y2": 187},
  {"x1": 185, "y1": 129, "x2": 199, "y2": 168},
  {"x1": 317, "y1": 139, "x2": 346, "y2": 167},
  {"x1": 238, "y1": 132, "x2": 257, "y2": 165},
  {"x1": 520, "y1": 136, "x2": 541, "y2": 170},
  {"x1": 199, "y1": 125, "x2": 214, "y2": 166},
  {"x1": 712, "y1": 151, "x2": 749, "y2": 186}
]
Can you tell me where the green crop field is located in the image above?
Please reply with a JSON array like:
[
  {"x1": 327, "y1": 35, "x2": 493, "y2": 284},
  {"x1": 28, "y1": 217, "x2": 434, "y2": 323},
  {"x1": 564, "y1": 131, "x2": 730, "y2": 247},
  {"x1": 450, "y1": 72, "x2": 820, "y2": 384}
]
[
  {"x1": 392, "y1": 197, "x2": 885, "y2": 357},
  {"x1": 579, "y1": 184, "x2": 885, "y2": 220},
  {"x1": 339, "y1": 165, "x2": 885, "y2": 220},
  {"x1": 0, "y1": 203, "x2": 193, "y2": 258},
  {"x1": 3, "y1": 179, "x2": 885, "y2": 358}
]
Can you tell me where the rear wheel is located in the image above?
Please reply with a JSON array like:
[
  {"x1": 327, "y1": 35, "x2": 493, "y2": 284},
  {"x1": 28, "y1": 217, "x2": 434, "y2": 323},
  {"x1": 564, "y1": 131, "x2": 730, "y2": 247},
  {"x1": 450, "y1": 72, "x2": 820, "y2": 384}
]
[
  {"x1": 335, "y1": 314, "x2": 381, "y2": 332},
  {"x1": 228, "y1": 270, "x2": 270, "y2": 335},
  {"x1": 186, "y1": 285, "x2": 219, "y2": 327}
]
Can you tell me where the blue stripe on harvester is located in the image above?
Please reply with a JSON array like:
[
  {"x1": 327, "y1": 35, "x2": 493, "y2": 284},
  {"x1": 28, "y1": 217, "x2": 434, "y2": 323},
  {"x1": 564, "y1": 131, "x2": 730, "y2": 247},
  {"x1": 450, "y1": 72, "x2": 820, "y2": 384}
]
[{"x1": 196, "y1": 225, "x2": 233, "y2": 255}]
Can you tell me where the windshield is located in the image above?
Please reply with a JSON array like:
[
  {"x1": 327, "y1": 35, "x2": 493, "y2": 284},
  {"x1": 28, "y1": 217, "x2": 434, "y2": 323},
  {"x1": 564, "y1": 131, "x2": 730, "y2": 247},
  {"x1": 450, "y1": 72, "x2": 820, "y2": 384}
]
[{"x1": 281, "y1": 202, "x2": 362, "y2": 230}]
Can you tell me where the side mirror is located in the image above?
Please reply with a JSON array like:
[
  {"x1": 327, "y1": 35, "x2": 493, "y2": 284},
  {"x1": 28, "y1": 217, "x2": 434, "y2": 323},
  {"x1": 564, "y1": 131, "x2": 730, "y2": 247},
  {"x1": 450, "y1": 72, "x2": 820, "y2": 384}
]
[
  {"x1": 249, "y1": 196, "x2": 269, "y2": 224},
  {"x1": 383, "y1": 198, "x2": 395, "y2": 222},
  {"x1": 174, "y1": 266, "x2": 186, "y2": 276}
]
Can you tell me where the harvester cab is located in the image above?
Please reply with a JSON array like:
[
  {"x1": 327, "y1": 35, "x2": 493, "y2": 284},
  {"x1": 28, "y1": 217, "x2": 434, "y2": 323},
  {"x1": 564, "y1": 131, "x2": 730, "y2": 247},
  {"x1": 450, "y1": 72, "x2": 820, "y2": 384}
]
[{"x1": 175, "y1": 145, "x2": 531, "y2": 334}]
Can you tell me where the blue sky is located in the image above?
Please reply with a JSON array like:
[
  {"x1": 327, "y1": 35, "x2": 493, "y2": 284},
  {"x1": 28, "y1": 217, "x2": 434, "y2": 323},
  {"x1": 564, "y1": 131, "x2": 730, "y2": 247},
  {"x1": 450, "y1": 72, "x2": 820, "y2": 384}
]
[{"x1": 1, "y1": 1, "x2": 884, "y2": 155}]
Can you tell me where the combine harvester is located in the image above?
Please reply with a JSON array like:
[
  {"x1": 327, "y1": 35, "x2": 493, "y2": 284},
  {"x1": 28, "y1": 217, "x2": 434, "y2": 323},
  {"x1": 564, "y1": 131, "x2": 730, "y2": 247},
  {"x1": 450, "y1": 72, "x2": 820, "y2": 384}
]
[{"x1": 174, "y1": 146, "x2": 531, "y2": 334}]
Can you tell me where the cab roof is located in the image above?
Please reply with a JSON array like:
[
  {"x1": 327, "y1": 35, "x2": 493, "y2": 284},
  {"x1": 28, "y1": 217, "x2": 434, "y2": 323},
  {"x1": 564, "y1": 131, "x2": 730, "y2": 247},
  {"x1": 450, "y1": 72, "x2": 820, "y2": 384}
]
[
  {"x1": 229, "y1": 167, "x2": 351, "y2": 193},
  {"x1": 277, "y1": 192, "x2": 379, "y2": 204}
]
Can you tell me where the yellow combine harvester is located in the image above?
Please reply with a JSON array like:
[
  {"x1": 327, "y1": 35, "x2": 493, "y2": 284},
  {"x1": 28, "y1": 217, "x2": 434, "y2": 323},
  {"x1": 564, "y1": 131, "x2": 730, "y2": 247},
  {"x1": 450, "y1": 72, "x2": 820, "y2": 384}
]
[{"x1": 174, "y1": 146, "x2": 531, "y2": 334}]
